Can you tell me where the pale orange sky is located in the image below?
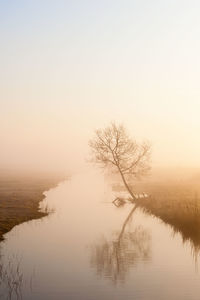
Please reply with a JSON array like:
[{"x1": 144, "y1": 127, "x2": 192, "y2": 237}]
[{"x1": 1, "y1": 1, "x2": 200, "y2": 174}]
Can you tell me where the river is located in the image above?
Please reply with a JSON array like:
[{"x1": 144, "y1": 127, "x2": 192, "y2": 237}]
[{"x1": 0, "y1": 169, "x2": 200, "y2": 299}]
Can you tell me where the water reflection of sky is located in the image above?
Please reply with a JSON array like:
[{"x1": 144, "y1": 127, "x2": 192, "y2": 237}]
[{"x1": 1, "y1": 170, "x2": 200, "y2": 299}]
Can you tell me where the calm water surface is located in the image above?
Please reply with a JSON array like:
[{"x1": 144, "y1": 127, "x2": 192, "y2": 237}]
[{"x1": 1, "y1": 170, "x2": 200, "y2": 299}]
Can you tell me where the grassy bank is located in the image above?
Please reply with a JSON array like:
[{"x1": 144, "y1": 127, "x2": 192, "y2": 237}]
[
  {"x1": 133, "y1": 179, "x2": 200, "y2": 252},
  {"x1": 0, "y1": 173, "x2": 63, "y2": 241},
  {"x1": 112, "y1": 167, "x2": 200, "y2": 253}
]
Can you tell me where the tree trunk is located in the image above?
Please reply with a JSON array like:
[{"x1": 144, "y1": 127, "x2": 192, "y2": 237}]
[{"x1": 117, "y1": 166, "x2": 136, "y2": 201}]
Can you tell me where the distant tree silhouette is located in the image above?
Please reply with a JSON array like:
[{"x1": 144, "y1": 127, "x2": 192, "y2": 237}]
[{"x1": 89, "y1": 122, "x2": 151, "y2": 200}]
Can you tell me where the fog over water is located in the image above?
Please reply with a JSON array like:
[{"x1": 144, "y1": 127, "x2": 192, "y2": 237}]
[{"x1": 2, "y1": 170, "x2": 200, "y2": 300}]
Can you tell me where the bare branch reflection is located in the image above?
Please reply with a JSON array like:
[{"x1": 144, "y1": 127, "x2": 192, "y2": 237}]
[
  {"x1": 90, "y1": 205, "x2": 151, "y2": 283},
  {"x1": 0, "y1": 254, "x2": 35, "y2": 300},
  {"x1": 0, "y1": 255, "x2": 24, "y2": 300}
]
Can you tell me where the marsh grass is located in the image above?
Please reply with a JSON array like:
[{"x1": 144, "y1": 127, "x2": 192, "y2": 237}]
[
  {"x1": 0, "y1": 174, "x2": 62, "y2": 241},
  {"x1": 0, "y1": 256, "x2": 24, "y2": 300},
  {"x1": 131, "y1": 180, "x2": 200, "y2": 255},
  {"x1": 0, "y1": 253, "x2": 37, "y2": 300},
  {"x1": 112, "y1": 173, "x2": 200, "y2": 257}
]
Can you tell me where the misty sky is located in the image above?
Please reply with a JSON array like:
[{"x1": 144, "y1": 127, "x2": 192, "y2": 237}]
[{"x1": 1, "y1": 0, "x2": 200, "y2": 173}]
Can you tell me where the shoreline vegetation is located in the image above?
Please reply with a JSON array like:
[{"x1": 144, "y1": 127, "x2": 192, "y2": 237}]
[
  {"x1": 0, "y1": 172, "x2": 64, "y2": 241},
  {"x1": 133, "y1": 179, "x2": 200, "y2": 253},
  {"x1": 112, "y1": 170, "x2": 200, "y2": 254}
]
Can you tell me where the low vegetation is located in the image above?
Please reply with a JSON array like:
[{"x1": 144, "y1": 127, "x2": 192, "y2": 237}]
[
  {"x1": 0, "y1": 173, "x2": 62, "y2": 241},
  {"x1": 132, "y1": 178, "x2": 200, "y2": 253}
]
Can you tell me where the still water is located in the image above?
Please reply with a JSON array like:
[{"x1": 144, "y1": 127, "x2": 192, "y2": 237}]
[{"x1": 1, "y1": 170, "x2": 200, "y2": 299}]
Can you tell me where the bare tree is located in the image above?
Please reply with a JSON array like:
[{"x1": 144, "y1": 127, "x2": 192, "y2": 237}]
[{"x1": 89, "y1": 122, "x2": 151, "y2": 200}]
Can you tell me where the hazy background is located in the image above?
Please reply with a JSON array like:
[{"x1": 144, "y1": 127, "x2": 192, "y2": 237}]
[{"x1": 1, "y1": 0, "x2": 200, "y2": 175}]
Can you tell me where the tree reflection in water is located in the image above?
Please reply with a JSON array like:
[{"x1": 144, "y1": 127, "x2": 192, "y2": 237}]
[{"x1": 90, "y1": 205, "x2": 151, "y2": 283}]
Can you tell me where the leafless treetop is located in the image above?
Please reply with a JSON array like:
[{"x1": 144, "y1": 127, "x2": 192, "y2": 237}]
[
  {"x1": 89, "y1": 122, "x2": 151, "y2": 178},
  {"x1": 89, "y1": 122, "x2": 151, "y2": 199}
]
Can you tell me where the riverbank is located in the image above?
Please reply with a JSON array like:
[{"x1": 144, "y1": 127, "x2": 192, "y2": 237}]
[
  {"x1": 0, "y1": 172, "x2": 64, "y2": 241},
  {"x1": 112, "y1": 170, "x2": 200, "y2": 252},
  {"x1": 133, "y1": 179, "x2": 200, "y2": 251}
]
